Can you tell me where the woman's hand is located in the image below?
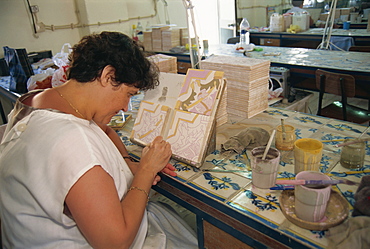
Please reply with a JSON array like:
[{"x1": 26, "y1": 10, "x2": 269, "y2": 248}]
[
  {"x1": 151, "y1": 163, "x2": 177, "y2": 185},
  {"x1": 138, "y1": 136, "x2": 172, "y2": 179}
]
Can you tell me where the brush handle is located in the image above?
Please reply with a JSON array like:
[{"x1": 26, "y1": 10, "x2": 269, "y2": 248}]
[
  {"x1": 335, "y1": 137, "x2": 370, "y2": 147},
  {"x1": 262, "y1": 130, "x2": 276, "y2": 160},
  {"x1": 275, "y1": 179, "x2": 341, "y2": 185}
]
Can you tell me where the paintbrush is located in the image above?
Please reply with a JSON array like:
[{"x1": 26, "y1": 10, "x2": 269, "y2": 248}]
[
  {"x1": 202, "y1": 169, "x2": 248, "y2": 173},
  {"x1": 275, "y1": 179, "x2": 358, "y2": 186},
  {"x1": 335, "y1": 137, "x2": 370, "y2": 148},
  {"x1": 281, "y1": 119, "x2": 286, "y2": 140},
  {"x1": 262, "y1": 130, "x2": 276, "y2": 160}
]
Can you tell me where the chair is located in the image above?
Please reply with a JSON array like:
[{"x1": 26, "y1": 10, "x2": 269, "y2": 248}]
[
  {"x1": 349, "y1": 46, "x2": 370, "y2": 52},
  {"x1": 227, "y1": 37, "x2": 240, "y2": 44},
  {"x1": 315, "y1": 69, "x2": 370, "y2": 124}
]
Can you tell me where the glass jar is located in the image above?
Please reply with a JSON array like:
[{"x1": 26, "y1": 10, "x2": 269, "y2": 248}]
[
  {"x1": 275, "y1": 124, "x2": 296, "y2": 151},
  {"x1": 340, "y1": 139, "x2": 366, "y2": 169}
]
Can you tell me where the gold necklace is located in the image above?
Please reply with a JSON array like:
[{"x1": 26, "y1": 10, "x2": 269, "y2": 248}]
[{"x1": 54, "y1": 88, "x2": 86, "y2": 119}]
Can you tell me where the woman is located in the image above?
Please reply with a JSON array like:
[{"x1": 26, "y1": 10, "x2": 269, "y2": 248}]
[{"x1": 0, "y1": 32, "x2": 197, "y2": 248}]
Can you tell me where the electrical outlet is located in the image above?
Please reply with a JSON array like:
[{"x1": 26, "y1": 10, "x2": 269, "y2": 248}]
[{"x1": 30, "y1": 5, "x2": 39, "y2": 13}]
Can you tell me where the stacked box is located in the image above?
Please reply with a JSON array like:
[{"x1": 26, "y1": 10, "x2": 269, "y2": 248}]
[
  {"x1": 334, "y1": 9, "x2": 341, "y2": 19},
  {"x1": 147, "y1": 54, "x2": 177, "y2": 74},
  {"x1": 319, "y1": 13, "x2": 329, "y2": 21},
  {"x1": 161, "y1": 29, "x2": 180, "y2": 51},
  {"x1": 340, "y1": 8, "x2": 351, "y2": 16},
  {"x1": 201, "y1": 55, "x2": 271, "y2": 121}
]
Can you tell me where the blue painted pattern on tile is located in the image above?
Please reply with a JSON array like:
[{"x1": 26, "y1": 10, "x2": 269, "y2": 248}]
[
  {"x1": 264, "y1": 110, "x2": 289, "y2": 117},
  {"x1": 279, "y1": 171, "x2": 296, "y2": 179},
  {"x1": 341, "y1": 190, "x2": 355, "y2": 206},
  {"x1": 311, "y1": 230, "x2": 327, "y2": 239},
  {"x1": 203, "y1": 173, "x2": 241, "y2": 190},
  {"x1": 205, "y1": 158, "x2": 228, "y2": 169},
  {"x1": 320, "y1": 155, "x2": 332, "y2": 173},
  {"x1": 121, "y1": 136, "x2": 135, "y2": 146},
  {"x1": 245, "y1": 190, "x2": 279, "y2": 211},
  {"x1": 325, "y1": 123, "x2": 362, "y2": 134},
  {"x1": 294, "y1": 116, "x2": 323, "y2": 124},
  {"x1": 173, "y1": 161, "x2": 195, "y2": 172}
]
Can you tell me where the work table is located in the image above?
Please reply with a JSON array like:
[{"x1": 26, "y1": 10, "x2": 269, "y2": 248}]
[
  {"x1": 118, "y1": 93, "x2": 370, "y2": 249},
  {"x1": 249, "y1": 28, "x2": 370, "y2": 48}
]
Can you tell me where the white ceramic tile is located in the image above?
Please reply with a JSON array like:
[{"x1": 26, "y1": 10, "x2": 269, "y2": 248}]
[
  {"x1": 171, "y1": 160, "x2": 200, "y2": 183},
  {"x1": 229, "y1": 186, "x2": 286, "y2": 226},
  {"x1": 277, "y1": 218, "x2": 329, "y2": 248},
  {"x1": 258, "y1": 108, "x2": 298, "y2": 120},
  {"x1": 288, "y1": 112, "x2": 330, "y2": 127},
  {"x1": 329, "y1": 159, "x2": 370, "y2": 175},
  {"x1": 292, "y1": 123, "x2": 326, "y2": 140},
  {"x1": 323, "y1": 119, "x2": 369, "y2": 137}
]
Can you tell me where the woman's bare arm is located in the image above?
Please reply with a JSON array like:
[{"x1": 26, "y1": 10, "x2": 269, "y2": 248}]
[{"x1": 65, "y1": 137, "x2": 172, "y2": 248}]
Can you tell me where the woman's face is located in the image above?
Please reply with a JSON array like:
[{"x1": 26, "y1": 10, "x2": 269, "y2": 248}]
[{"x1": 95, "y1": 83, "x2": 140, "y2": 125}]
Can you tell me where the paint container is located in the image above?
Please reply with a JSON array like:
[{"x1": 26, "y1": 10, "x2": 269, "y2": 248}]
[
  {"x1": 294, "y1": 138, "x2": 323, "y2": 174},
  {"x1": 275, "y1": 125, "x2": 296, "y2": 151},
  {"x1": 343, "y1": 21, "x2": 350, "y2": 30},
  {"x1": 295, "y1": 171, "x2": 331, "y2": 222},
  {"x1": 251, "y1": 146, "x2": 281, "y2": 189},
  {"x1": 340, "y1": 139, "x2": 365, "y2": 169}
]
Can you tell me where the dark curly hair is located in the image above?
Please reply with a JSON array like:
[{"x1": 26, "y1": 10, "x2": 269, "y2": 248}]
[{"x1": 67, "y1": 31, "x2": 159, "y2": 91}]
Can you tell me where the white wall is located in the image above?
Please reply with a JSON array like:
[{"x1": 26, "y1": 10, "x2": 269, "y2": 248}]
[
  {"x1": 0, "y1": 0, "x2": 187, "y2": 58},
  {"x1": 237, "y1": 0, "x2": 291, "y2": 27},
  {"x1": 0, "y1": 0, "x2": 81, "y2": 58},
  {"x1": 0, "y1": 0, "x2": 293, "y2": 58}
]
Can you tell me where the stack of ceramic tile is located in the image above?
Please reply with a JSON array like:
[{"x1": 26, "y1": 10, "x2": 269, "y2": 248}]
[
  {"x1": 215, "y1": 83, "x2": 228, "y2": 127},
  {"x1": 161, "y1": 29, "x2": 180, "y2": 51},
  {"x1": 201, "y1": 55, "x2": 271, "y2": 119},
  {"x1": 143, "y1": 31, "x2": 152, "y2": 51},
  {"x1": 151, "y1": 25, "x2": 171, "y2": 51},
  {"x1": 147, "y1": 54, "x2": 177, "y2": 74},
  {"x1": 178, "y1": 27, "x2": 188, "y2": 46}
]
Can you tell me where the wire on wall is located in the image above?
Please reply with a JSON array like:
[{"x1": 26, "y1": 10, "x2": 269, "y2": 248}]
[
  {"x1": 26, "y1": 0, "x2": 38, "y2": 34},
  {"x1": 236, "y1": 0, "x2": 289, "y2": 10},
  {"x1": 28, "y1": 0, "x2": 158, "y2": 33}
]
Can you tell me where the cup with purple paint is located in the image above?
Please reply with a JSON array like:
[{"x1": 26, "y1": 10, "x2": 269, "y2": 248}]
[
  {"x1": 251, "y1": 146, "x2": 281, "y2": 189},
  {"x1": 294, "y1": 171, "x2": 331, "y2": 222}
]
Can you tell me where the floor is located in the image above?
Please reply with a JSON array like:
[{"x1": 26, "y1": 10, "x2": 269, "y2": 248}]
[{"x1": 304, "y1": 90, "x2": 369, "y2": 117}]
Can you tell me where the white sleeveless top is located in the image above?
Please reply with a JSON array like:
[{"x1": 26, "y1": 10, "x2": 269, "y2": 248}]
[{"x1": 0, "y1": 108, "x2": 147, "y2": 248}]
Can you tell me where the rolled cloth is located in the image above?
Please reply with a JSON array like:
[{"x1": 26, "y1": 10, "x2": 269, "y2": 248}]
[{"x1": 221, "y1": 127, "x2": 270, "y2": 154}]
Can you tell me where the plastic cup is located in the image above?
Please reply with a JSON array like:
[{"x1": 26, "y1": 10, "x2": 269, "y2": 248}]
[
  {"x1": 251, "y1": 146, "x2": 281, "y2": 189},
  {"x1": 295, "y1": 171, "x2": 331, "y2": 222},
  {"x1": 294, "y1": 138, "x2": 323, "y2": 174}
]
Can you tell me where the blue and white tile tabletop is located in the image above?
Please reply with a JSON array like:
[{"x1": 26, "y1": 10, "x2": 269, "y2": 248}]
[
  {"x1": 207, "y1": 43, "x2": 370, "y2": 73},
  {"x1": 119, "y1": 93, "x2": 369, "y2": 249}
]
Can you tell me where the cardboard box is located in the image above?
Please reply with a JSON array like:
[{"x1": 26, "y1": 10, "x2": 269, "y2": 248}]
[
  {"x1": 319, "y1": 13, "x2": 329, "y2": 21},
  {"x1": 340, "y1": 8, "x2": 351, "y2": 16},
  {"x1": 334, "y1": 9, "x2": 341, "y2": 19}
]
